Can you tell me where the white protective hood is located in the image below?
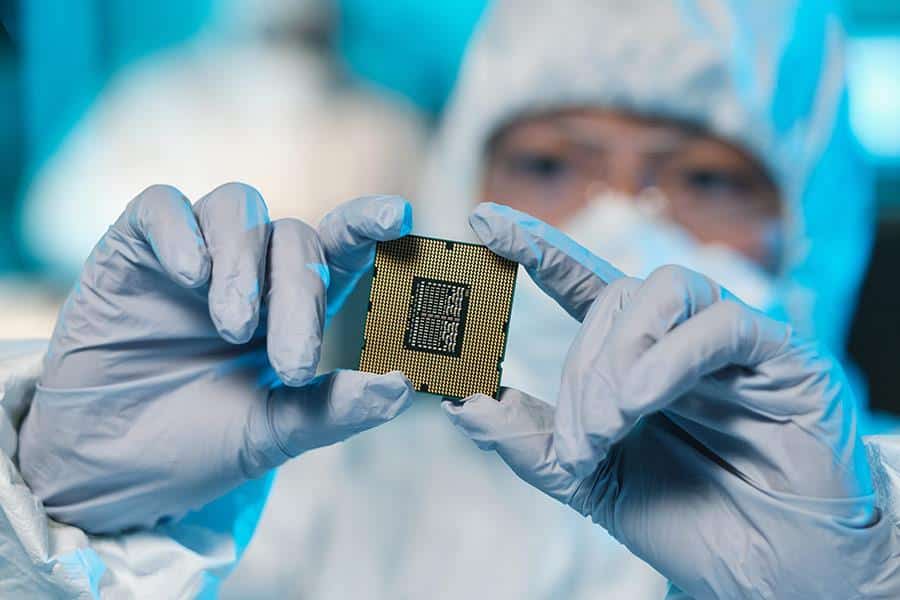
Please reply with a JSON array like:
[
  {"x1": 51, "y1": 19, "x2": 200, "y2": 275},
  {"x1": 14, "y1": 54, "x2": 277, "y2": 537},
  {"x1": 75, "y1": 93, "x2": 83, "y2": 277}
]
[{"x1": 419, "y1": 0, "x2": 873, "y2": 356}]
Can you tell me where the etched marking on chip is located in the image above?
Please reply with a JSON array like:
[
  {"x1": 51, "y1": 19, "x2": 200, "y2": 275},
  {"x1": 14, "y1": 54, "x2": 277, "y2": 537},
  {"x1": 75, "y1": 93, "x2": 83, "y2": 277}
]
[
  {"x1": 404, "y1": 277, "x2": 470, "y2": 357},
  {"x1": 358, "y1": 235, "x2": 517, "y2": 399}
]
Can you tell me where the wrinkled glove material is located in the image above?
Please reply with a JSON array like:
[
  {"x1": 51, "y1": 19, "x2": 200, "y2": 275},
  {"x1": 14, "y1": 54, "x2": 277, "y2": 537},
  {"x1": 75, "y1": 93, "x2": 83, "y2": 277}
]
[{"x1": 445, "y1": 203, "x2": 900, "y2": 599}]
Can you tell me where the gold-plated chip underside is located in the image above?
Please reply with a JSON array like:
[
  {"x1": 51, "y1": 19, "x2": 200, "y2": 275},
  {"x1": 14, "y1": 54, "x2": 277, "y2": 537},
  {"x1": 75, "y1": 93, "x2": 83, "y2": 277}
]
[{"x1": 358, "y1": 235, "x2": 517, "y2": 399}]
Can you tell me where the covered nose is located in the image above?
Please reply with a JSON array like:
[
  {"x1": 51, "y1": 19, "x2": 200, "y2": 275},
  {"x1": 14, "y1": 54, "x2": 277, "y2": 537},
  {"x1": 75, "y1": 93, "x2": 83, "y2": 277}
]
[{"x1": 586, "y1": 152, "x2": 649, "y2": 198}]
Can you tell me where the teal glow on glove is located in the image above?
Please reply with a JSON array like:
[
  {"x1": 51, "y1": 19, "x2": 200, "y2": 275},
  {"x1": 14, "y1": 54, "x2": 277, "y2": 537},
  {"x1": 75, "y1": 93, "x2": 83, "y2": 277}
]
[
  {"x1": 19, "y1": 183, "x2": 414, "y2": 534},
  {"x1": 444, "y1": 202, "x2": 900, "y2": 599}
]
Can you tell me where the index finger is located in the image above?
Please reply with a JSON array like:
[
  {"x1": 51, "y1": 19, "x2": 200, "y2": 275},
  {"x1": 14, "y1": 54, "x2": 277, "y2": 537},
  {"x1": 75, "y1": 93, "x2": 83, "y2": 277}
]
[
  {"x1": 317, "y1": 195, "x2": 412, "y2": 317},
  {"x1": 468, "y1": 202, "x2": 623, "y2": 321},
  {"x1": 112, "y1": 184, "x2": 211, "y2": 288}
]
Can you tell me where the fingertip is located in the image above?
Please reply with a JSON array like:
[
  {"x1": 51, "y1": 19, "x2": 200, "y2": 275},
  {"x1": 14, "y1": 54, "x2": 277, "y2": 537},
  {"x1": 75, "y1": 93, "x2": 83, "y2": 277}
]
[
  {"x1": 277, "y1": 370, "x2": 316, "y2": 388},
  {"x1": 210, "y1": 293, "x2": 260, "y2": 344},
  {"x1": 271, "y1": 343, "x2": 320, "y2": 387},
  {"x1": 472, "y1": 202, "x2": 503, "y2": 218},
  {"x1": 172, "y1": 249, "x2": 211, "y2": 288},
  {"x1": 441, "y1": 393, "x2": 484, "y2": 417},
  {"x1": 366, "y1": 370, "x2": 413, "y2": 401},
  {"x1": 468, "y1": 203, "x2": 497, "y2": 246},
  {"x1": 361, "y1": 370, "x2": 413, "y2": 421},
  {"x1": 440, "y1": 396, "x2": 467, "y2": 414},
  {"x1": 215, "y1": 324, "x2": 256, "y2": 345},
  {"x1": 373, "y1": 195, "x2": 413, "y2": 239},
  {"x1": 468, "y1": 202, "x2": 539, "y2": 266},
  {"x1": 208, "y1": 181, "x2": 271, "y2": 228},
  {"x1": 442, "y1": 393, "x2": 499, "y2": 428}
]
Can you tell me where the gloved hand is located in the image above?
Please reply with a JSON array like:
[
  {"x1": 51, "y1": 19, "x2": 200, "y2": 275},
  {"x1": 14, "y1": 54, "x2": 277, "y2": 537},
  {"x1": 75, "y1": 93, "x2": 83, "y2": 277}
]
[
  {"x1": 445, "y1": 203, "x2": 900, "y2": 599},
  {"x1": 19, "y1": 183, "x2": 415, "y2": 534}
]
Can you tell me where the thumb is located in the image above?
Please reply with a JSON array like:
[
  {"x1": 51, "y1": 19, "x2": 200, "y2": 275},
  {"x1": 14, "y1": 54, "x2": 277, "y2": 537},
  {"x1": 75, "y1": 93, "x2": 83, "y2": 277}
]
[
  {"x1": 244, "y1": 370, "x2": 414, "y2": 477},
  {"x1": 443, "y1": 389, "x2": 580, "y2": 504}
]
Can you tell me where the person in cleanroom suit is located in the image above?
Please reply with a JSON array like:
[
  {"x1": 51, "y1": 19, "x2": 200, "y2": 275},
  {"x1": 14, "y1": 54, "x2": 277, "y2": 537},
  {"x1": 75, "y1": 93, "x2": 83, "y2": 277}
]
[
  {"x1": 231, "y1": 0, "x2": 898, "y2": 597},
  {"x1": 2, "y1": 0, "x2": 899, "y2": 598}
]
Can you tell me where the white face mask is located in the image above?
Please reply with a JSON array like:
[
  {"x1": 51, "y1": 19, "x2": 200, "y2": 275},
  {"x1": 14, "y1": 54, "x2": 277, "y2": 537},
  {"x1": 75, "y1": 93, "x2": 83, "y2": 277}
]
[{"x1": 501, "y1": 193, "x2": 778, "y2": 404}]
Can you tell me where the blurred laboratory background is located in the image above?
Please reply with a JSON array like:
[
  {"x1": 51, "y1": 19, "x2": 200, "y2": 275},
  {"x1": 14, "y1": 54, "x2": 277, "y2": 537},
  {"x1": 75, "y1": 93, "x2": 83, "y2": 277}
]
[
  {"x1": 8, "y1": 0, "x2": 900, "y2": 410},
  {"x1": 0, "y1": 0, "x2": 898, "y2": 596}
]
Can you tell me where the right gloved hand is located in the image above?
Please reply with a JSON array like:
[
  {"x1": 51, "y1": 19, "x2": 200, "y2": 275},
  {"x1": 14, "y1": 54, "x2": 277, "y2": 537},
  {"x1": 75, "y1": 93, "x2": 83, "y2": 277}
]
[
  {"x1": 444, "y1": 203, "x2": 899, "y2": 599},
  {"x1": 19, "y1": 183, "x2": 414, "y2": 534}
]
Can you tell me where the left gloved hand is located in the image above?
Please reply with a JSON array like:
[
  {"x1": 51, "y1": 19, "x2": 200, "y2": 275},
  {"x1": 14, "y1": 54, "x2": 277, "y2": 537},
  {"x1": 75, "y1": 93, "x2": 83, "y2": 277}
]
[
  {"x1": 19, "y1": 184, "x2": 414, "y2": 534},
  {"x1": 444, "y1": 203, "x2": 900, "y2": 599}
]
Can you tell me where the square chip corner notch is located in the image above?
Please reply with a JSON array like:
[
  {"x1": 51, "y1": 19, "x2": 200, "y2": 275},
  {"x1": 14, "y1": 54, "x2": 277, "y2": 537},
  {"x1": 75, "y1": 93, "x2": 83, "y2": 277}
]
[{"x1": 358, "y1": 234, "x2": 518, "y2": 399}]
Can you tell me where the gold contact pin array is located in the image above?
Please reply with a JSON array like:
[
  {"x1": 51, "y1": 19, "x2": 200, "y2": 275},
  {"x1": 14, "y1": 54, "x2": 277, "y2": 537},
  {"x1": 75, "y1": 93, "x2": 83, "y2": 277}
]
[{"x1": 358, "y1": 235, "x2": 517, "y2": 399}]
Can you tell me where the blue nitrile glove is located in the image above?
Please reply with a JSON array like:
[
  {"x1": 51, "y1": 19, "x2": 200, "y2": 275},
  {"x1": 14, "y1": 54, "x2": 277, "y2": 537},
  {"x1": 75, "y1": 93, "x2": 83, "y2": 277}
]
[
  {"x1": 19, "y1": 183, "x2": 414, "y2": 534},
  {"x1": 444, "y1": 203, "x2": 900, "y2": 599}
]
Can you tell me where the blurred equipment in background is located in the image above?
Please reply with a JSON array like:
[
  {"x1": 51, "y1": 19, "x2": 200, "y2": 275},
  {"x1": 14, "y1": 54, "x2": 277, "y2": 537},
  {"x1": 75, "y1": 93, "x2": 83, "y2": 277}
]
[
  {"x1": 19, "y1": 0, "x2": 425, "y2": 284},
  {"x1": 17, "y1": 1, "x2": 213, "y2": 179},
  {"x1": 845, "y1": 0, "x2": 900, "y2": 416},
  {"x1": 0, "y1": 10, "x2": 22, "y2": 273},
  {"x1": 336, "y1": 0, "x2": 488, "y2": 116},
  {"x1": 849, "y1": 203, "x2": 900, "y2": 417},
  {"x1": 0, "y1": 0, "x2": 216, "y2": 336},
  {"x1": 848, "y1": 36, "x2": 900, "y2": 159}
]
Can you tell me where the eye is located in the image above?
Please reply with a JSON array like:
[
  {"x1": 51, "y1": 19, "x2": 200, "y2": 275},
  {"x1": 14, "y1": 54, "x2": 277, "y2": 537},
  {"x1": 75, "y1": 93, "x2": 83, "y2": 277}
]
[
  {"x1": 682, "y1": 169, "x2": 752, "y2": 197},
  {"x1": 506, "y1": 153, "x2": 571, "y2": 181}
]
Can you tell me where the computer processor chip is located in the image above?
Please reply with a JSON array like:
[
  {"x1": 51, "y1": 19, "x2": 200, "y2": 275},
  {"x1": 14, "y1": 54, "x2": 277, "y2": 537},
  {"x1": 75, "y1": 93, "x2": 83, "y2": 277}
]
[{"x1": 358, "y1": 235, "x2": 517, "y2": 399}]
